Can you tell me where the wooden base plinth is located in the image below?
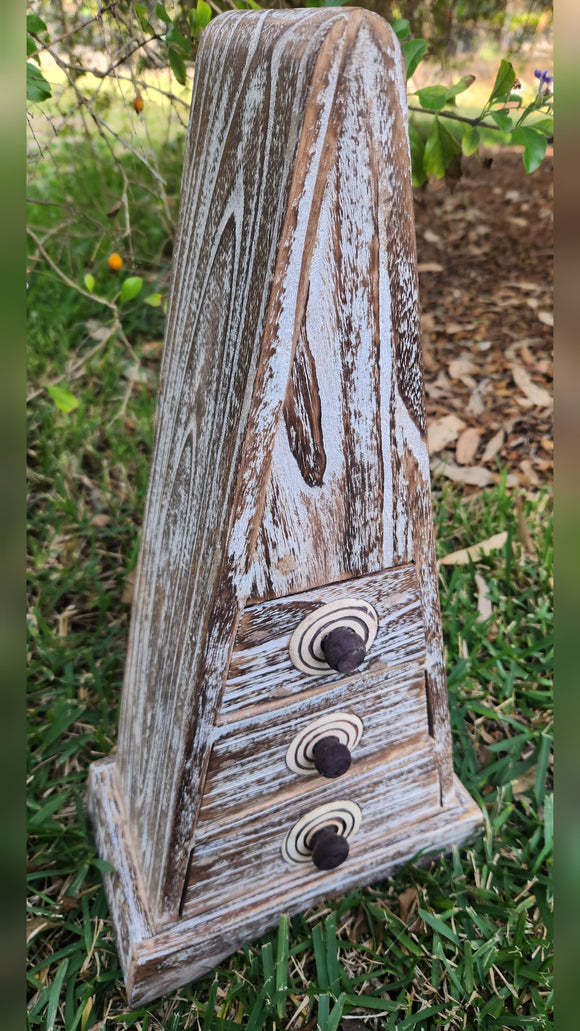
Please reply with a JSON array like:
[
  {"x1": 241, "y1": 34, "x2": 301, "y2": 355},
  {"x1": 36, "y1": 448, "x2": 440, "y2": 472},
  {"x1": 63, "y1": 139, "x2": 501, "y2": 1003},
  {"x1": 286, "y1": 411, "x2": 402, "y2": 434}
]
[{"x1": 88, "y1": 756, "x2": 482, "y2": 1007}]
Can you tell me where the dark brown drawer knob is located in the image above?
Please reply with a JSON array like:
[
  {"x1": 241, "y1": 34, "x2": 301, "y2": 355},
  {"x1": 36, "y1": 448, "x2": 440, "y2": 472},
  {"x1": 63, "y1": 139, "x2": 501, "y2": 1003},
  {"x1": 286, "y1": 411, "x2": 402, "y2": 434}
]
[
  {"x1": 321, "y1": 626, "x2": 367, "y2": 674},
  {"x1": 311, "y1": 825, "x2": 350, "y2": 870},
  {"x1": 312, "y1": 735, "x2": 352, "y2": 778}
]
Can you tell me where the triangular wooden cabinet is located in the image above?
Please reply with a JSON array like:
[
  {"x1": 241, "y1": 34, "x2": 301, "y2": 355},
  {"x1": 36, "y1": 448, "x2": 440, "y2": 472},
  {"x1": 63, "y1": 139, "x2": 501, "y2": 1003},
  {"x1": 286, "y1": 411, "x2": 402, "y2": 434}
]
[{"x1": 88, "y1": 7, "x2": 482, "y2": 1005}]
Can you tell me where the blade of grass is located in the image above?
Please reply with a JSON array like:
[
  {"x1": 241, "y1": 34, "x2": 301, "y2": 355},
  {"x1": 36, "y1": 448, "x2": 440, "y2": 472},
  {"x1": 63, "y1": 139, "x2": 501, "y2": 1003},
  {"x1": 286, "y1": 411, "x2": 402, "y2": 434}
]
[{"x1": 275, "y1": 914, "x2": 289, "y2": 1020}]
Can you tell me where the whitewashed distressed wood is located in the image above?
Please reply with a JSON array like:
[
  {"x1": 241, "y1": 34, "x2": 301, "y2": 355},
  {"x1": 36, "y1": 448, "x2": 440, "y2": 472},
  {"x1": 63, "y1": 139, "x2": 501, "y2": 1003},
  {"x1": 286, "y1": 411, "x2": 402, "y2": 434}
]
[
  {"x1": 183, "y1": 737, "x2": 442, "y2": 917},
  {"x1": 221, "y1": 564, "x2": 425, "y2": 713},
  {"x1": 89, "y1": 757, "x2": 481, "y2": 1006},
  {"x1": 87, "y1": 7, "x2": 482, "y2": 1005},
  {"x1": 199, "y1": 670, "x2": 429, "y2": 821}
]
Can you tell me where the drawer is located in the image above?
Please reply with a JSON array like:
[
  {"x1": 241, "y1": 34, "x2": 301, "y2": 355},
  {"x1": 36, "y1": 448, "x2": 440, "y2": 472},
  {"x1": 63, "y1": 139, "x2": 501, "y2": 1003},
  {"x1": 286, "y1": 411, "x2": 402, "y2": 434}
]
[
  {"x1": 183, "y1": 737, "x2": 441, "y2": 918},
  {"x1": 221, "y1": 564, "x2": 425, "y2": 717},
  {"x1": 200, "y1": 668, "x2": 430, "y2": 822},
  {"x1": 183, "y1": 738, "x2": 442, "y2": 915}
]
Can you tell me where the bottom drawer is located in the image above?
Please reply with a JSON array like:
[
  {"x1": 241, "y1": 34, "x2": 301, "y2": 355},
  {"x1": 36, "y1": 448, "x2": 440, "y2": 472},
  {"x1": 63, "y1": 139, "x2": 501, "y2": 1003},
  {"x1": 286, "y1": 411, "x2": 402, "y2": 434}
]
[{"x1": 181, "y1": 735, "x2": 441, "y2": 919}]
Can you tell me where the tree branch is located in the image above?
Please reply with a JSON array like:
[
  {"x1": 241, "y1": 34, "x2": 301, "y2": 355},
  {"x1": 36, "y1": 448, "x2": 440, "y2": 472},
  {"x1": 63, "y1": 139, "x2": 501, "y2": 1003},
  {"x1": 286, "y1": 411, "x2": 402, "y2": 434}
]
[
  {"x1": 31, "y1": 3, "x2": 123, "y2": 54},
  {"x1": 27, "y1": 227, "x2": 118, "y2": 312},
  {"x1": 408, "y1": 106, "x2": 501, "y2": 131}
]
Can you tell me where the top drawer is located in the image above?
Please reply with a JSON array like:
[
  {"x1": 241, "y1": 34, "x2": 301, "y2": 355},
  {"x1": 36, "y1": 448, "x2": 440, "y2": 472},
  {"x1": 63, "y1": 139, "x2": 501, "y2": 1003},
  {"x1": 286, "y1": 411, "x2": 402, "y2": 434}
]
[{"x1": 220, "y1": 564, "x2": 425, "y2": 718}]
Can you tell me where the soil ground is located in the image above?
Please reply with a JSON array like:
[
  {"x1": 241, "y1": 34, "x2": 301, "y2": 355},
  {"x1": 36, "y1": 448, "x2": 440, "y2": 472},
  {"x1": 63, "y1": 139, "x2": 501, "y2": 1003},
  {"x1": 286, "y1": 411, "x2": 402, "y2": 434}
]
[{"x1": 413, "y1": 147, "x2": 553, "y2": 492}]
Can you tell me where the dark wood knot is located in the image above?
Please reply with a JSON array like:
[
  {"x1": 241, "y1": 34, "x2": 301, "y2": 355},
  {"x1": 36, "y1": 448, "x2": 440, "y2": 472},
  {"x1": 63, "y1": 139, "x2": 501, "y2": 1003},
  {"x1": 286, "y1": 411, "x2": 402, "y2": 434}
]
[
  {"x1": 321, "y1": 626, "x2": 366, "y2": 674},
  {"x1": 312, "y1": 735, "x2": 352, "y2": 778},
  {"x1": 310, "y1": 825, "x2": 350, "y2": 870}
]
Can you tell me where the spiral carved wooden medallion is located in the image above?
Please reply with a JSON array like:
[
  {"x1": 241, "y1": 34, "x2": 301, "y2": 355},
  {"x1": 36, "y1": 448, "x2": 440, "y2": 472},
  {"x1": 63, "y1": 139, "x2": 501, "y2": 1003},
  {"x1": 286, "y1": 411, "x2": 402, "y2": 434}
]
[
  {"x1": 288, "y1": 599, "x2": 378, "y2": 676},
  {"x1": 285, "y1": 712, "x2": 364, "y2": 775},
  {"x1": 281, "y1": 800, "x2": 362, "y2": 865}
]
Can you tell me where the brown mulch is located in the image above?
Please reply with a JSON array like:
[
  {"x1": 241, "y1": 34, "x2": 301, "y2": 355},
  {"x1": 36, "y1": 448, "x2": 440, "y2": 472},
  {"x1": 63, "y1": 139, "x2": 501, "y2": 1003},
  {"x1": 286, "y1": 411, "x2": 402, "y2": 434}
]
[{"x1": 414, "y1": 148, "x2": 553, "y2": 493}]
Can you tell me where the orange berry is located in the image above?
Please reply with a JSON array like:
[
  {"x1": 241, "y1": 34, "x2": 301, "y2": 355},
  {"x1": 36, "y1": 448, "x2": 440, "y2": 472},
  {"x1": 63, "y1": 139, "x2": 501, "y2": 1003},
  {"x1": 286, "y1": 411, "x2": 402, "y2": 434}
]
[
  {"x1": 133, "y1": 94, "x2": 144, "y2": 114},
  {"x1": 108, "y1": 252, "x2": 123, "y2": 271}
]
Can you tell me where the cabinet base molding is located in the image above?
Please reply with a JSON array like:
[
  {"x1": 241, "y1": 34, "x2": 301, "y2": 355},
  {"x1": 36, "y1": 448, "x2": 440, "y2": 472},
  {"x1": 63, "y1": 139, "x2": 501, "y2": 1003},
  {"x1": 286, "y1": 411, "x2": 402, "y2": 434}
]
[{"x1": 88, "y1": 757, "x2": 481, "y2": 1007}]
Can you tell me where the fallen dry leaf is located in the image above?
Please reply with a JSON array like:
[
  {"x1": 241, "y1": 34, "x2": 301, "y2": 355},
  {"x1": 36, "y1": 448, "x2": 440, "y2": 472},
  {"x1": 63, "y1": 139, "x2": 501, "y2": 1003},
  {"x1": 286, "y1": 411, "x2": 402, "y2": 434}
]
[
  {"x1": 417, "y1": 261, "x2": 444, "y2": 272},
  {"x1": 538, "y1": 310, "x2": 553, "y2": 327},
  {"x1": 122, "y1": 569, "x2": 137, "y2": 605},
  {"x1": 456, "y1": 427, "x2": 481, "y2": 465},
  {"x1": 475, "y1": 573, "x2": 493, "y2": 621},
  {"x1": 515, "y1": 492, "x2": 534, "y2": 554},
  {"x1": 511, "y1": 766, "x2": 538, "y2": 799},
  {"x1": 398, "y1": 886, "x2": 418, "y2": 924},
  {"x1": 438, "y1": 531, "x2": 508, "y2": 566},
  {"x1": 518, "y1": 459, "x2": 542, "y2": 488},
  {"x1": 466, "y1": 379, "x2": 491, "y2": 416},
  {"x1": 85, "y1": 320, "x2": 116, "y2": 344},
  {"x1": 90, "y1": 513, "x2": 111, "y2": 528},
  {"x1": 449, "y1": 356, "x2": 478, "y2": 379},
  {"x1": 512, "y1": 365, "x2": 552, "y2": 409},
  {"x1": 430, "y1": 457, "x2": 494, "y2": 487},
  {"x1": 427, "y1": 414, "x2": 466, "y2": 455},
  {"x1": 58, "y1": 605, "x2": 78, "y2": 637},
  {"x1": 481, "y1": 428, "x2": 505, "y2": 463},
  {"x1": 27, "y1": 918, "x2": 60, "y2": 944}
]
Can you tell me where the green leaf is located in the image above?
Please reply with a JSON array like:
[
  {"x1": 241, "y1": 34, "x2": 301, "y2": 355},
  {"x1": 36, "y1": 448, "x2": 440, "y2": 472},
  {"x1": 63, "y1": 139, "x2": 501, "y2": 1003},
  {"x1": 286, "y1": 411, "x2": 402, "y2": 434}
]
[
  {"x1": 462, "y1": 126, "x2": 480, "y2": 156},
  {"x1": 27, "y1": 34, "x2": 38, "y2": 57},
  {"x1": 416, "y1": 85, "x2": 450, "y2": 111},
  {"x1": 47, "y1": 384, "x2": 80, "y2": 414},
  {"x1": 168, "y1": 46, "x2": 187, "y2": 85},
  {"x1": 416, "y1": 75, "x2": 475, "y2": 111},
  {"x1": 92, "y1": 857, "x2": 117, "y2": 874},
  {"x1": 26, "y1": 13, "x2": 48, "y2": 33},
  {"x1": 401, "y1": 39, "x2": 427, "y2": 81},
  {"x1": 391, "y1": 18, "x2": 410, "y2": 41},
  {"x1": 490, "y1": 109, "x2": 514, "y2": 133},
  {"x1": 46, "y1": 959, "x2": 69, "y2": 1031},
  {"x1": 275, "y1": 915, "x2": 289, "y2": 1020},
  {"x1": 166, "y1": 23, "x2": 191, "y2": 54},
  {"x1": 155, "y1": 3, "x2": 172, "y2": 25},
  {"x1": 511, "y1": 126, "x2": 547, "y2": 173},
  {"x1": 446, "y1": 74, "x2": 476, "y2": 100},
  {"x1": 530, "y1": 117, "x2": 553, "y2": 136},
  {"x1": 423, "y1": 117, "x2": 461, "y2": 179},
  {"x1": 418, "y1": 908, "x2": 461, "y2": 945},
  {"x1": 489, "y1": 59, "x2": 516, "y2": 103},
  {"x1": 143, "y1": 292, "x2": 162, "y2": 307},
  {"x1": 190, "y1": 0, "x2": 212, "y2": 35},
  {"x1": 327, "y1": 993, "x2": 347, "y2": 1031},
  {"x1": 120, "y1": 276, "x2": 143, "y2": 303},
  {"x1": 399, "y1": 1003, "x2": 448, "y2": 1027},
  {"x1": 27, "y1": 62, "x2": 52, "y2": 102},
  {"x1": 134, "y1": 3, "x2": 152, "y2": 32},
  {"x1": 408, "y1": 124, "x2": 427, "y2": 187},
  {"x1": 84, "y1": 273, "x2": 95, "y2": 293}
]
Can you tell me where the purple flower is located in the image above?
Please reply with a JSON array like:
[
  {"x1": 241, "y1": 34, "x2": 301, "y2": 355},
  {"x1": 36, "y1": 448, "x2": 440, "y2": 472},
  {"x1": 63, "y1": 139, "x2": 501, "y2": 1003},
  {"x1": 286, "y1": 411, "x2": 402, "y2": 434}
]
[{"x1": 534, "y1": 69, "x2": 553, "y2": 95}]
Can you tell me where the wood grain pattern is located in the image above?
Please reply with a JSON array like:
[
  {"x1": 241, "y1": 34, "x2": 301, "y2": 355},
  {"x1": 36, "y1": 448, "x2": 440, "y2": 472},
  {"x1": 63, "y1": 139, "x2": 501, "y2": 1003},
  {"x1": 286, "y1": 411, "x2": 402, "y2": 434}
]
[
  {"x1": 199, "y1": 670, "x2": 430, "y2": 821},
  {"x1": 222, "y1": 564, "x2": 425, "y2": 714},
  {"x1": 87, "y1": 7, "x2": 482, "y2": 1002},
  {"x1": 183, "y1": 737, "x2": 441, "y2": 918},
  {"x1": 115, "y1": 8, "x2": 359, "y2": 925},
  {"x1": 89, "y1": 757, "x2": 481, "y2": 1005}
]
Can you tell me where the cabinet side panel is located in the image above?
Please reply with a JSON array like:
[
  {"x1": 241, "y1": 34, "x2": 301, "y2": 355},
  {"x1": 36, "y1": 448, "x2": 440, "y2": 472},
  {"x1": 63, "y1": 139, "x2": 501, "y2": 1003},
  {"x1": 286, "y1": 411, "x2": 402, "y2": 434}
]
[{"x1": 115, "y1": 9, "x2": 352, "y2": 924}]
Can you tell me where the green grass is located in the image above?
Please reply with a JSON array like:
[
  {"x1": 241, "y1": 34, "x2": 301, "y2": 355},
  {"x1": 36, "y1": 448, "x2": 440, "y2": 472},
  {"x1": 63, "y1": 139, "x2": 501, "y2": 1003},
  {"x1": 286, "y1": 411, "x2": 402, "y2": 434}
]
[{"x1": 27, "y1": 132, "x2": 552, "y2": 1029}]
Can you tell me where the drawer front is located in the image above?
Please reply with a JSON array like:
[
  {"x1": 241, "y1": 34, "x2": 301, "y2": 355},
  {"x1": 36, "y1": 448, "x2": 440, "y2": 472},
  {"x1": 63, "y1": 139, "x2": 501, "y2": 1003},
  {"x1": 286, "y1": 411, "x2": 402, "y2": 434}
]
[
  {"x1": 221, "y1": 564, "x2": 425, "y2": 717},
  {"x1": 183, "y1": 738, "x2": 441, "y2": 919},
  {"x1": 200, "y1": 669, "x2": 430, "y2": 822}
]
